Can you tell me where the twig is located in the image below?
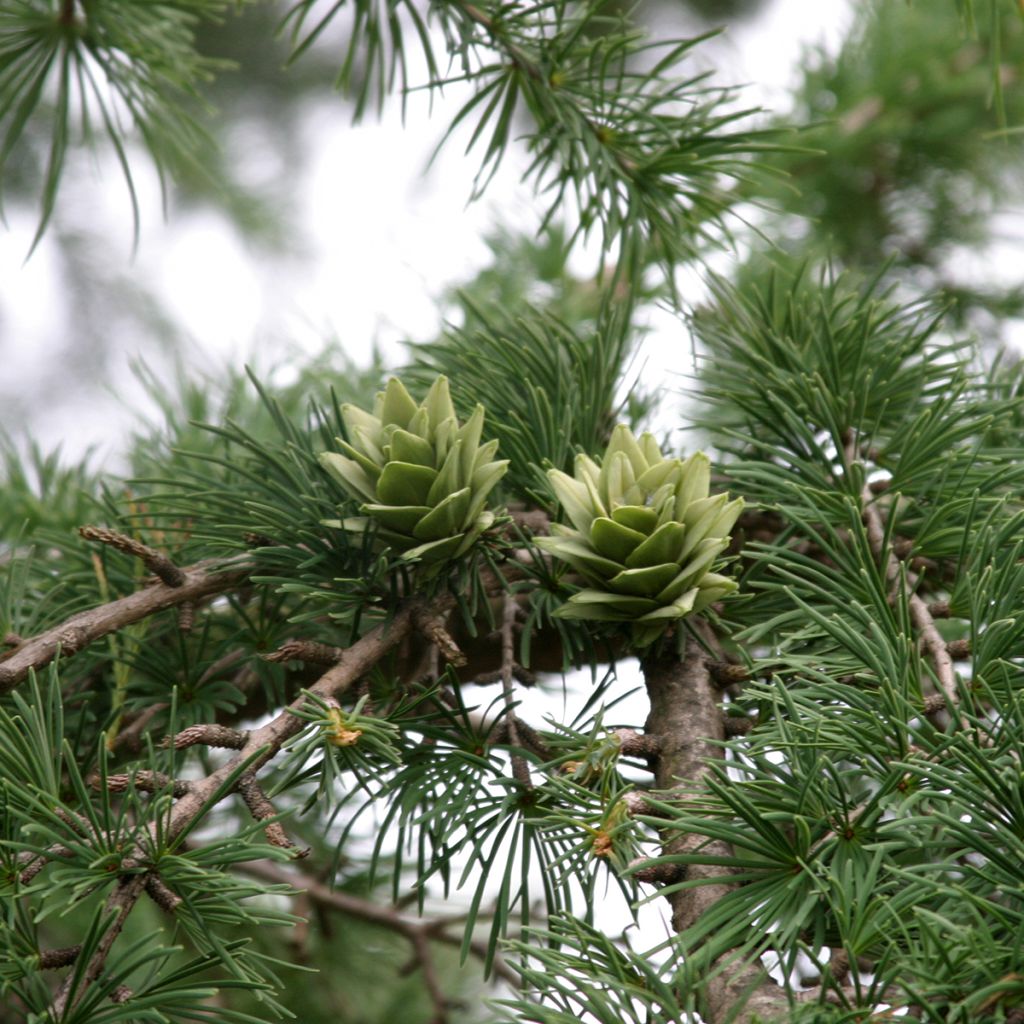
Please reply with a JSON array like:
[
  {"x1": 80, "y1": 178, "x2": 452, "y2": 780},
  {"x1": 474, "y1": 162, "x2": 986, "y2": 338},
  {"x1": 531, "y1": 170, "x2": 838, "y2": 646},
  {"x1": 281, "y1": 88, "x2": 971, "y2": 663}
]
[
  {"x1": 860, "y1": 494, "x2": 962, "y2": 724},
  {"x1": 412, "y1": 605, "x2": 466, "y2": 667},
  {"x1": 109, "y1": 702, "x2": 168, "y2": 753},
  {"x1": 165, "y1": 724, "x2": 248, "y2": 750},
  {"x1": 264, "y1": 639, "x2": 345, "y2": 666},
  {"x1": 19, "y1": 844, "x2": 75, "y2": 884},
  {"x1": 612, "y1": 727, "x2": 661, "y2": 759},
  {"x1": 144, "y1": 874, "x2": 182, "y2": 913},
  {"x1": 39, "y1": 946, "x2": 81, "y2": 969},
  {"x1": 500, "y1": 592, "x2": 532, "y2": 788},
  {"x1": 50, "y1": 874, "x2": 149, "y2": 1017},
  {"x1": 78, "y1": 525, "x2": 186, "y2": 588},
  {"x1": 489, "y1": 716, "x2": 551, "y2": 760},
  {"x1": 237, "y1": 773, "x2": 308, "y2": 857},
  {"x1": 707, "y1": 661, "x2": 751, "y2": 687},
  {"x1": 101, "y1": 771, "x2": 191, "y2": 797},
  {"x1": 0, "y1": 555, "x2": 251, "y2": 692}
]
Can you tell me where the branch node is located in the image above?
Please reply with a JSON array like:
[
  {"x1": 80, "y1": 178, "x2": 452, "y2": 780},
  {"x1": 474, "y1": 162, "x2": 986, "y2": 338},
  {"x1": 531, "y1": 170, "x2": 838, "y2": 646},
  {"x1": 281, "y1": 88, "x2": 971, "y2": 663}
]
[
  {"x1": 145, "y1": 874, "x2": 182, "y2": 913},
  {"x1": 243, "y1": 531, "x2": 275, "y2": 548},
  {"x1": 39, "y1": 946, "x2": 81, "y2": 970},
  {"x1": 237, "y1": 773, "x2": 309, "y2": 857},
  {"x1": 177, "y1": 601, "x2": 195, "y2": 633},
  {"x1": 612, "y1": 727, "x2": 661, "y2": 759},
  {"x1": 621, "y1": 791, "x2": 656, "y2": 817},
  {"x1": 945, "y1": 637, "x2": 971, "y2": 660},
  {"x1": 165, "y1": 724, "x2": 248, "y2": 750},
  {"x1": 708, "y1": 661, "x2": 751, "y2": 686},
  {"x1": 100, "y1": 771, "x2": 191, "y2": 797},
  {"x1": 628, "y1": 858, "x2": 685, "y2": 885},
  {"x1": 723, "y1": 714, "x2": 757, "y2": 737}
]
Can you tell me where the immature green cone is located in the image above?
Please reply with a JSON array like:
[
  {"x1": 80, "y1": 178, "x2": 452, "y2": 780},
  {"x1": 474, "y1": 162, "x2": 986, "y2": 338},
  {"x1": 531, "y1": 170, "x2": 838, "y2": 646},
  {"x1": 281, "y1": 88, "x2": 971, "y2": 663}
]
[
  {"x1": 319, "y1": 376, "x2": 509, "y2": 566},
  {"x1": 536, "y1": 425, "x2": 742, "y2": 646}
]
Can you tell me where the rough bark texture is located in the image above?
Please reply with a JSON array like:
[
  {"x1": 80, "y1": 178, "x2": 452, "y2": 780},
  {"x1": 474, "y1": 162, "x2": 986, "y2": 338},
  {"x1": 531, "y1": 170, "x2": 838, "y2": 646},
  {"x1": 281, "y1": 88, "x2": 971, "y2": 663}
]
[
  {"x1": 642, "y1": 639, "x2": 789, "y2": 1024},
  {"x1": 642, "y1": 640, "x2": 732, "y2": 935}
]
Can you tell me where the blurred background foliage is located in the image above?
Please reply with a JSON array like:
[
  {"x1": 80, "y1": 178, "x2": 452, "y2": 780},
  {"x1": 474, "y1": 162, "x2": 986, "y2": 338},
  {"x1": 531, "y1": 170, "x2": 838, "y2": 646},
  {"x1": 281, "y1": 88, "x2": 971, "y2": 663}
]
[{"x1": 749, "y1": 1, "x2": 1024, "y2": 333}]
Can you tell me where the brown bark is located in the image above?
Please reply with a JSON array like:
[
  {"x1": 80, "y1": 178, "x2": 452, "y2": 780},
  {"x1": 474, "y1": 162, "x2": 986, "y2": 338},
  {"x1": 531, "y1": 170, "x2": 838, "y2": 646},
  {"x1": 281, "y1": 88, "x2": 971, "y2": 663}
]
[{"x1": 642, "y1": 640, "x2": 789, "y2": 1023}]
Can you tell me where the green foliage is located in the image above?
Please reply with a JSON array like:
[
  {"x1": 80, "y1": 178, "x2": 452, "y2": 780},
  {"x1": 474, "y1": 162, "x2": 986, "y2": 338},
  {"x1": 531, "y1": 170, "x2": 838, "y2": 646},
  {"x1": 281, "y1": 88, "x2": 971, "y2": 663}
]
[
  {"x1": 4, "y1": 3, "x2": 1024, "y2": 1023},
  {"x1": 750, "y1": 1, "x2": 1024, "y2": 326},
  {"x1": 0, "y1": 0, "x2": 234, "y2": 251},
  {"x1": 405, "y1": 296, "x2": 651, "y2": 504},
  {"x1": 497, "y1": 915, "x2": 686, "y2": 1024}
]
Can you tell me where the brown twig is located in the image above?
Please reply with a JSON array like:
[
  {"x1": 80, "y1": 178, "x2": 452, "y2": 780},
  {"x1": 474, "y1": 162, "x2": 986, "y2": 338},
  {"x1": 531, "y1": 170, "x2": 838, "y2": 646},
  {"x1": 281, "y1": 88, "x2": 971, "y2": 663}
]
[
  {"x1": 488, "y1": 716, "x2": 551, "y2": 760},
  {"x1": 144, "y1": 874, "x2": 182, "y2": 913},
  {"x1": 233, "y1": 857, "x2": 520, "y2": 990},
  {"x1": 412, "y1": 605, "x2": 466, "y2": 667},
  {"x1": 101, "y1": 771, "x2": 191, "y2": 797},
  {"x1": 109, "y1": 702, "x2": 168, "y2": 753},
  {"x1": 237, "y1": 773, "x2": 308, "y2": 857},
  {"x1": 78, "y1": 525, "x2": 187, "y2": 588},
  {"x1": 51, "y1": 874, "x2": 149, "y2": 1017},
  {"x1": 499, "y1": 592, "x2": 532, "y2": 788},
  {"x1": 860, "y1": 494, "x2": 963, "y2": 724},
  {"x1": 19, "y1": 844, "x2": 75, "y2": 884},
  {"x1": 39, "y1": 946, "x2": 81, "y2": 969},
  {"x1": 264, "y1": 639, "x2": 345, "y2": 666},
  {"x1": 0, "y1": 555, "x2": 251, "y2": 692},
  {"x1": 612, "y1": 727, "x2": 661, "y2": 759},
  {"x1": 946, "y1": 637, "x2": 971, "y2": 660},
  {"x1": 165, "y1": 724, "x2": 248, "y2": 750},
  {"x1": 707, "y1": 661, "x2": 751, "y2": 687}
]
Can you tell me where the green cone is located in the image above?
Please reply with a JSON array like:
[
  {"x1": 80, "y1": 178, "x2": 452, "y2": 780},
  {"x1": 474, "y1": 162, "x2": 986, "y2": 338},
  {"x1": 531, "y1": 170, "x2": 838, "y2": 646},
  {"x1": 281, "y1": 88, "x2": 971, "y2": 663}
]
[
  {"x1": 536, "y1": 425, "x2": 742, "y2": 646},
  {"x1": 320, "y1": 376, "x2": 508, "y2": 567}
]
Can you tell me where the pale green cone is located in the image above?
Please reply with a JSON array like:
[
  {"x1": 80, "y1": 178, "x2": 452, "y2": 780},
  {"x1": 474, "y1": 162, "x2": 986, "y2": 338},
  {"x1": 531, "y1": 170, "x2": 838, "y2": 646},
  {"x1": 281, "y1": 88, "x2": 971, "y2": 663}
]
[
  {"x1": 537, "y1": 424, "x2": 742, "y2": 645},
  {"x1": 320, "y1": 376, "x2": 508, "y2": 568}
]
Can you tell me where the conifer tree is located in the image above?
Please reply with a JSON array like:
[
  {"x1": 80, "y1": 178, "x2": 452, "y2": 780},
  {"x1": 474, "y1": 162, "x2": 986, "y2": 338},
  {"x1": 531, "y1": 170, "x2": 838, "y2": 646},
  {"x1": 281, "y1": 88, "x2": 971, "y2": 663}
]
[{"x1": 2, "y1": 2, "x2": 1024, "y2": 1023}]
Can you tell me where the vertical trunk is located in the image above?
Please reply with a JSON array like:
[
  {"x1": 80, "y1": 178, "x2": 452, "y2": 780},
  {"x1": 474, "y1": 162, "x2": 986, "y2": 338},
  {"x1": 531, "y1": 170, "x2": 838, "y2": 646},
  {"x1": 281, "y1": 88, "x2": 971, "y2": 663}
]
[{"x1": 642, "y1": 639, "x2": 789, "y2": 1023}]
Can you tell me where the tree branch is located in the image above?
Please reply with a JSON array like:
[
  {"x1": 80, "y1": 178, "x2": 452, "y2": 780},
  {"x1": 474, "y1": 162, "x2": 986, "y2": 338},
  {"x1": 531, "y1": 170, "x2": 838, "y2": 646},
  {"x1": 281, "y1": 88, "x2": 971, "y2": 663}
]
[
  {"x1": 0, "y1": 555, "x2": 251, "y2": 692},
  {"x1": 233, "y1": 857, "x2": 520, "y2": 990},
  {"x1": 78, "y1": 525, "x2": 186, "y2": 587},
  {"x1": 860, "y1": 491, "x2": 963, "y2": 724}
]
